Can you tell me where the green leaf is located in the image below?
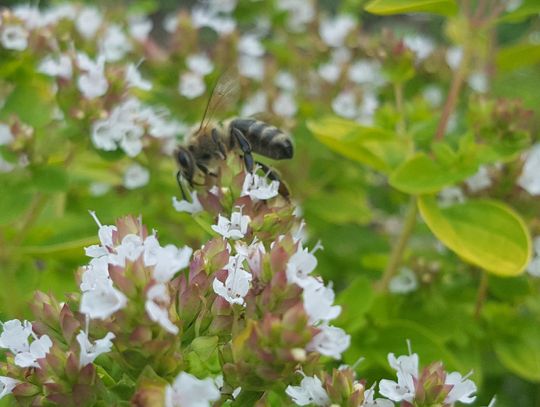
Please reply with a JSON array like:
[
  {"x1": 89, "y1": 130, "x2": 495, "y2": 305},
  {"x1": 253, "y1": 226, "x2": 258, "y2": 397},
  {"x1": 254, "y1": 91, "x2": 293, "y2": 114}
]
[
  {"x1": 494, "y1": 325, "x2": 540, "y2": 382},
  {"x1": 496, "y1": 43, "x2": 540, "y2": 73},
  {"x1": 499, "y1": 0, "x2": 540, "y2": 23},
  {"x1": 335, "y1": 276, "x2": 375, "y2": 332},
  {"x1": 0, "y1": 182, "x2": 33, "y2": 225},
  {"x1": 307, "y1": 116, "x2": 408, "y2": 173},
  {"x1": 389, "y1": 152, "x2": 477, "y2": 194},
  {"x1": 364, "y1": 0, "x2": 457, "y2": 16},
  {"x1": 31, "y1": 166, "x2": 69, "y2": 192},
  {"x1": 0, "y1": 79, "x2": 55, "y2": 128},
  {"x1": 418, "y1": 196, "x2": 531, "y2": 276},
  {"x1": 305, "y1": 189, "x2": 371, "y2": 225}
]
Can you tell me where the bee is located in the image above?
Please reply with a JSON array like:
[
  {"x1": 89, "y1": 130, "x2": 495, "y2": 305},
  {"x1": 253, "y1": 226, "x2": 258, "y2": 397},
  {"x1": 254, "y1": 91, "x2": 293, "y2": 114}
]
[{"x1": 175, "y1": 75, "x2": 294, "y2": 200}]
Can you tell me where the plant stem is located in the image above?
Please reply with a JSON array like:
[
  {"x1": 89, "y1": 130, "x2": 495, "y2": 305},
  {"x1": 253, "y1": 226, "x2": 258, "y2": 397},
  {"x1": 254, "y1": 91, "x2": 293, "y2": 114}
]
[
  {"x1": 474, "y1": 270, "x2": 489, "y2": 319},
  {"x1": 394, "y1": 82, "x2": 406, "y2": 136},
  {"x1": 435, "y1": 46, "x2": 471, "y2": 141},
  {"x1": 377, "y1": 197, "x2": 418, "y2": 292},
  {"x1": 13, "y1": 192, "x2": 49, "y2": 247}
]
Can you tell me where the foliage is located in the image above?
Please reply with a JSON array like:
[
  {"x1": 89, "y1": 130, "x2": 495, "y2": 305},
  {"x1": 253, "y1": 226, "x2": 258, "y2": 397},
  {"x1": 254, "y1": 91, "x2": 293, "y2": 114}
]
[{"x1": 0, "y1": 0, "x2": 539, "y2": 406}]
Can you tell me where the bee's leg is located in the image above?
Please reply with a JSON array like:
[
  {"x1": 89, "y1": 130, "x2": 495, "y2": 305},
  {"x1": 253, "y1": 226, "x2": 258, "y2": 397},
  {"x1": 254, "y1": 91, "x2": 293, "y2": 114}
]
[
  {"x1": 231, "y1": 128, "x2": 254, "y2": 172},
  {"x1": 254, "y1": 161, "x2": 279, "y2": 181},
  {"x1": 176, "y1": 171, "x2": 189, "y2": 201},
  {"x1": 211, "y1": 129, "x2": 227, "y2": 160},
  {"x1": 197, "y1": 162, "x2": 218, "y2": 178},
  {"x1": 255, "y1": 161, "x2": 291, "y2": 199}
]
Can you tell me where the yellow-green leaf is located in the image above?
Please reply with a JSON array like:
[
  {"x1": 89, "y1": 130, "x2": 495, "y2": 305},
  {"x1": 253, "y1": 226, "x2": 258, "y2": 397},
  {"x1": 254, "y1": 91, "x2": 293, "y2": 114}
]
[
  {"x1": 418, "y1": 196, "x2": 531, "y2": 277},
  {"x1": 307, "y1": 116, "x2": 408, "y2": 173},
  {"x1": 365, "y1": 0, "x2": 457, "y2": 16},
  {"x1": 389, "y1": 152, "x2": 477, "y2": 194},
  {"x1": 496, "y1": 43, "x2": 540, "y2": 73}
]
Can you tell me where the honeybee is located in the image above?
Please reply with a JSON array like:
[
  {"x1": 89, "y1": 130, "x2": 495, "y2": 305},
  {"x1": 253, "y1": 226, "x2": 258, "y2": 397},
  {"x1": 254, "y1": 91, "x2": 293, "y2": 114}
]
[{"x1": 175, "y1": 75, "x2": 294, "y2": 200}]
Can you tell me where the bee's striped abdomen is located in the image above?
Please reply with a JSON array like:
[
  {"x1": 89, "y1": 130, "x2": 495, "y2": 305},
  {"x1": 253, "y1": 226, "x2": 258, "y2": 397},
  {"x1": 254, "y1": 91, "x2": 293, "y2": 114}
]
[{"x1": 230, "y1": 118, "x2": 293, "y2": 160}]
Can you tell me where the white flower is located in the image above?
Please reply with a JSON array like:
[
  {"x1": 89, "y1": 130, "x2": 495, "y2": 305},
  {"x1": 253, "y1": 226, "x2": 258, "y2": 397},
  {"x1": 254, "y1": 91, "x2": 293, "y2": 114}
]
[
  {"x1": 518, "y1": 144, "x2": 540, "y2": 195},
  {"x1": 76, "y1": 330, "x2": 115, "y2": 367},
  {"x1": 307, "y1": 325, "x2": 350, "y2": 359},
  {"x1": 145, "y1": 283, "x2": 179, "y2": 334},
  {"x1": 241, "y1": 172, "x2": 280, "y2": 201},
  {"x1": 465, "y1": 165, "x2": 492, "y2": 192},
  {"x1": 76, "y1": 7, "x2": 103, "y2": 39},
  {"x1": 275, "y1": 71, "x2": 297, "y2": 91},
  {"x1": 192, "y1": 7, "x2": 236, "y2": 35},
  {"x1": 348, "y1": 60, "x2": 385, "y2": 87},
  {"x1": 506, "y1": 0, "x2": 523, "y2": 12},
  {"x1": 12, "y1": 4, "x2": 44, "y2": 29},
  {"x1": 238, "y1": 34, "x2": 265, "y2": 57},
  {"x1": 379, "y1": 352, "x2": 419, "y2": 403},
  {"x1": 438, "y1": 186, "x2": 465, "y2": 207},
  {"x1": 240, "y1": 90, "x2": 268, "y2": 116},
  {"x1": 389, "y1": 267, "x2": 418, "y2": 294},
  {"x1": 446, "y1": 47, "x2": 463, "y2": 70},
  {"x1": 179, "y1": 72, "x2": 206, "y2": 99},
  {"x1": 403, "y1": 34, "x2": 435, "y2": 61},
  {"x1": 186, "y1": 53, "x2": 214, "y2": 76},
  {"x1": 1, "y1": 25, "x2": 29, "y2": 51},
  {"x1": 213, "y1": 255, "x2": 252, "y2": 306},
  {"x1": 388, "y1": 353, "x2": 419, "y2": 377},
  {"x1": 211, "y1": 210, "x2": 250, "y2": 240},
  {"x1": 0, "y1": 376, "x2": 20, "y2": 400},
  {"x1": 80, "y1": 284, "x2": 128, "y2": 320},
  {"x1": 77, "y1": 54, "x2": 108, "y2": 99},
  {"x1": 126, "y1": 64, "x2": 152, "y2": 91},
  {"x1": 0, "y1": 319, "x2": 33, "y2": 354},
  {"x1": 91, "y1": 120, "x2": 117, "y2": 151},
  {"x1": 445, "y1": 371, "x2": 477, "y2": 404},
  {"x1": 235, "y1": 239, "x2": 265, "y2": 273},
  {"x1": 163, "y1": 14, "x2": 179, "y2": 33},
  {"x1": 527, "y1": 256, "x2": 540, "y2": 277},
  {"x1": 0, "y1": 124, "x2": 13, "y2": 146},
  {"x1": 423, "y1": 85, "x2": 443, "y2": 107},
  {"x1": 165, "y1": 372, "x2": 220, "y2": 407},
  {"x1": 42, "y1": 4, "x2": 77, "y2": 25},
  {"x1": 302, "y1": 277, "x2": 341, "y2": 325},
  {"x1": 319, "y1": 14, "x2": 356, "y2": 47},
  {"x1": 101, "y1": 25, "x2": 132, "y2": 62},
  {"x1": 277, "y1": 0, "x2": 315, "y2": 32},
  {"x1": 286, "y1": 246, "x2": 317, "y2": 286},
  {"x1": 112, "y1": 234, "x2": 145, "y2": 266},
  {"x1": 89, "y1": 182, "x2": 111, "y2": 196},
  {"x1": 238, "y1": 55, "x2": 265, "y2": 81},
  {"x1": 273, "y1": 92, "x2": 297, "y2": 118},
  {"x1": 80, "y1": 257, "x2": 111, "y2": 290},
  {"x1": 143, "y1": 237, "x2": 192, "y2": 282},
  {"x1": 379, "y1": 371, "x2": 415, "y2": 403},
  {"x1": 80, "y1": 257, "x2": 127, "y2": 320},
  {"x1": 129, "y1": 15, "x2": 153, "y2": 41},
  {"x1": 123, "y1": 164, "x2": 150, "y2": 189},
  {"x1": 286, "y1": 375, "x2": 330, "y2": 406},
  {"x1": 468, "y1": 71, "x2": 488, "y2": 93},
  {"x1": 0, "y1": 155, "x2": 15, "y2": 173},
  {"x1": 363, "y1": 384, "x2": 394, "y2": 407},
  {"x1": 208, "y1": 0, "x2": 238, "y2": 14},
  {"x1": 38, "y1": 54, "x2": 72, "y2": 79},
  {"x1": 318, "y1": 62, "x2": 341, "y2": 83},
  {"x1": 332, "y1": 91, "x2": 357, "y2": 119},
  {"x1": 358, "y1": 92, "x2": 379, "y2": 125},
  {"x1": 173, "y1": 193, "x2": 204, "y2": 214},
  {"x1": 14, "y1": 334, "x2": 53, "y2": 368}
]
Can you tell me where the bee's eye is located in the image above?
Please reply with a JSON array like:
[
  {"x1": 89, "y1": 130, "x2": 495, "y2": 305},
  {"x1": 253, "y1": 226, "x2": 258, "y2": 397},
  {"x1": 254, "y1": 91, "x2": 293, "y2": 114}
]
[{"x1": 201, "y1": 153, "x2": 212, "y2": 160}]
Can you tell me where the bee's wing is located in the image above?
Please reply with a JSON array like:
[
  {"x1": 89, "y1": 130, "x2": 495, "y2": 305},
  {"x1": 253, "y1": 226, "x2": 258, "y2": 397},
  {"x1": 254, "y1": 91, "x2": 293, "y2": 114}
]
[{"x1": 199, "y1": 71, "x2": 240, "y2": 132}]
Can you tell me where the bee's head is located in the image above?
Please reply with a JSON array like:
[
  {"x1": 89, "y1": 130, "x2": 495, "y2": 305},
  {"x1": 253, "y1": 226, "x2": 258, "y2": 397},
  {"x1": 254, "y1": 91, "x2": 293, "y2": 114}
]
[{"x1": 175, "y1": 146, "x2": 195, "y2": 184}]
